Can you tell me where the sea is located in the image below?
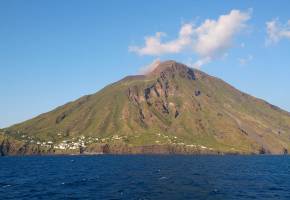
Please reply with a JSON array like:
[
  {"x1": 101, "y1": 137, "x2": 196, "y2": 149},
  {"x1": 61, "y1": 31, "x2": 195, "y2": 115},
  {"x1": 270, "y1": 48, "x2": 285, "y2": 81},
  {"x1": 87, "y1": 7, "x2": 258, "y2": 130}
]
[{"x1": 0, "y1": 155, "x2": 290, "y2": 200}]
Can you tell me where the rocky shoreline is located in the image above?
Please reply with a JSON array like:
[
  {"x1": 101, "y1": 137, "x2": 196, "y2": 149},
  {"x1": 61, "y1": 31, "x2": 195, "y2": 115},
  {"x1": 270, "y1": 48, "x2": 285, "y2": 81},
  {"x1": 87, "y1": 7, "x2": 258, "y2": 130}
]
[
  {"x1": 0, "y1": 142, "x2": 218, "y2": 156},
  {"x1": 0, "y1": 138, "x2": 278, "y2": 156}
]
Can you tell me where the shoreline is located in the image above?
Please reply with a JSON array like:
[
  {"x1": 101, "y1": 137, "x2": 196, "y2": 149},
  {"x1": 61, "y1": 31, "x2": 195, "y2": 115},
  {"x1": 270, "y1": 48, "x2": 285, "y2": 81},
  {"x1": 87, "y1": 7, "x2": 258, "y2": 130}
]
[
  {"x1": 1, "y1": 137, "x2": 287, "y2": 156},
  {"x1": 1, "y1": 151, "x2": 287, "y2": 157}
]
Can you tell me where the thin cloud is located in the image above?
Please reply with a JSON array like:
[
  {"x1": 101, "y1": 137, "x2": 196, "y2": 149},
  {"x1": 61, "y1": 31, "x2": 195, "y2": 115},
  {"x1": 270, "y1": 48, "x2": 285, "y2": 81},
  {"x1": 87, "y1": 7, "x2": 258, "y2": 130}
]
[
  {"x1": 129, "y1": 9, "x2": 251, "y2": 68},
  {"x1": 139, "y1": 59, "x2": 161, "y2": 74},
  {"x1": 238, "y1": 55, "x2": 253, "y2": 66},
  {"x1": 191, "y1": 57, "x2": 212, "y2": 69},
  {"x1": 266, "y1": 18, "x2": 290, "y2": 45}
]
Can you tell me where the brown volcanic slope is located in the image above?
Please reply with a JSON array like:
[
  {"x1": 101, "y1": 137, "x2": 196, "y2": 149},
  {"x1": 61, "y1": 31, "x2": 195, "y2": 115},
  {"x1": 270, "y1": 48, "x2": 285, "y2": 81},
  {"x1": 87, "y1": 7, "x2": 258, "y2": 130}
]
[{"x1": 1, "y1": 60, "x2": 290, "y2": 155}]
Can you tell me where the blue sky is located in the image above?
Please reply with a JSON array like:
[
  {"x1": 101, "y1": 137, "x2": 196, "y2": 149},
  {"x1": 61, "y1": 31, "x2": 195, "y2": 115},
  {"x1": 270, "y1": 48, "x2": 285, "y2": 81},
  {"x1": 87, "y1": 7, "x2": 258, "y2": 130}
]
[{"x1": 1, "y1": 0, "x2": 290, "y2": 128}]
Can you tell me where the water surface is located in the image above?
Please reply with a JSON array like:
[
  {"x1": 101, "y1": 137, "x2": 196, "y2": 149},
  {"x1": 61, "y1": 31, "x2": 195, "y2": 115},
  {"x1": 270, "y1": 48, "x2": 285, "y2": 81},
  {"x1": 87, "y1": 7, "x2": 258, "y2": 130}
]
[{"x1": 0, "y1": 155, "x2": 290, "y2": 199}]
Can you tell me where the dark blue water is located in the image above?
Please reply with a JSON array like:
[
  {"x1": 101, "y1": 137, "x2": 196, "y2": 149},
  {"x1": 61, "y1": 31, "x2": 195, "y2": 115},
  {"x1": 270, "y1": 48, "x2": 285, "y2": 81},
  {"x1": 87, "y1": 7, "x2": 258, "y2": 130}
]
[{"x1": 0, "y1": 155, "x2": 290, "y2": 200}]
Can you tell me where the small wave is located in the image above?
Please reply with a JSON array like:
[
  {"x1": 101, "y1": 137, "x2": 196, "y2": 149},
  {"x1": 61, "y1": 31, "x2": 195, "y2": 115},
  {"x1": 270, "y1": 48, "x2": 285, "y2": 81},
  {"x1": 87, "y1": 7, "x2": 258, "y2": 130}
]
[
  {"x1": 210, "y1": 189, "x2": 219, "y2": 194},
  {"x1": 159, "y1": 176, "x2": 168, "y2": 180}
]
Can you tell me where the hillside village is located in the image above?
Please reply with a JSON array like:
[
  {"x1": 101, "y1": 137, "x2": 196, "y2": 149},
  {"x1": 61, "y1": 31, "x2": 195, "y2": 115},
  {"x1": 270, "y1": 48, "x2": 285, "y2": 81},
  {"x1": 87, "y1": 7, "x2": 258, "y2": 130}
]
[{"x1": 1, "y1": 130, "x2": 214, "y2": 152}]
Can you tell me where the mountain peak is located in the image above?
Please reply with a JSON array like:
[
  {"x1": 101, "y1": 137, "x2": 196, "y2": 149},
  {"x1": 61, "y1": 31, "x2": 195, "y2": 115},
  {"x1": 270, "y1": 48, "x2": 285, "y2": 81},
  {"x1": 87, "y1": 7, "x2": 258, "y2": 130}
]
[
  {"x1": 148, "y1": 60, "x2": 195, "y2": 80},
  {"x1": 149, "y1": 60, "x2": 183, "y2": 74}
]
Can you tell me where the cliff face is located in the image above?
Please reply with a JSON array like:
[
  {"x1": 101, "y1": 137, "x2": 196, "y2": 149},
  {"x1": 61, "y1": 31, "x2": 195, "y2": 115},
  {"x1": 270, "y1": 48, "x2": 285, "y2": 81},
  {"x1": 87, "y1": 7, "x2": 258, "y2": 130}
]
[{"x1": 2, "y1": 60, "x2": 290, "y2": 155}]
